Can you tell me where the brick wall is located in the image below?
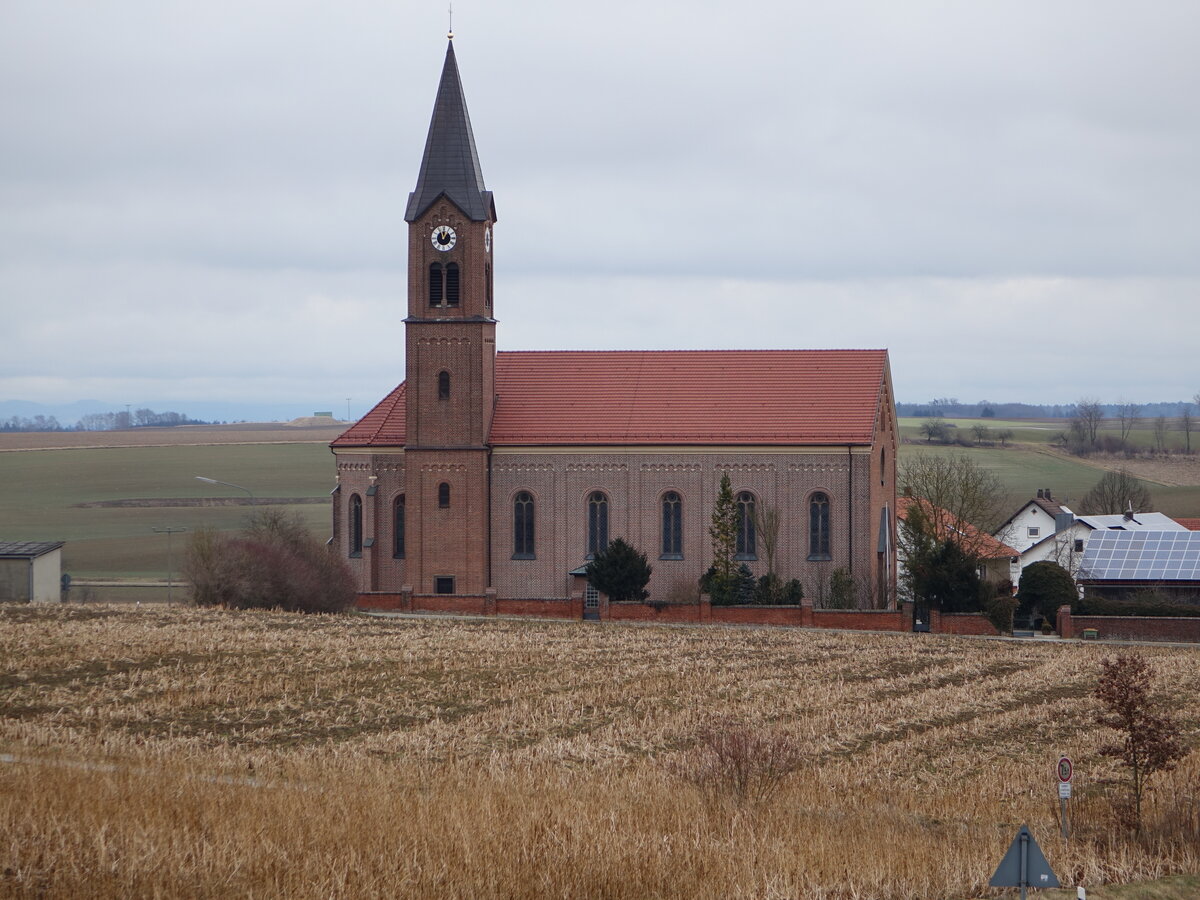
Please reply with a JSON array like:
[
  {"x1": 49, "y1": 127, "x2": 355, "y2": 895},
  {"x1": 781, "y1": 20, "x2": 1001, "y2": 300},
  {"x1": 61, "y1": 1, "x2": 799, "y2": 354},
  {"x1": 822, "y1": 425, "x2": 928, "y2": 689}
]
[
  {"x1": 810, "y1": 608, "x2": 908, "y2": 632},
  {"x1": 712, "y1": 606, "x2": 807, "y2": 627},
  {"x1": 1058, "y1": 607, "x2": 1200, "y2": 643},
  {"x1": 930, "y1": 611, "x2": 1000, "y2": 636},
  {"x1": 495, "y1": 597, "x2": 581, "y2": 619},
  {"x1": 607, "y1": 601, "x2": 706, "y2": 623}
]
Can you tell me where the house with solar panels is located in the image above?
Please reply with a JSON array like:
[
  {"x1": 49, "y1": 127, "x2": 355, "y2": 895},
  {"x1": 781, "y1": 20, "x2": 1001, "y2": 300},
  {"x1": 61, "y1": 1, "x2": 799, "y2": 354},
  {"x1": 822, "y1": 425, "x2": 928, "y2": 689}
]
[
  {"x1": 329, "y1": 39, "x2": 899, "y2": 617},
  {"x1": 1078, "y1": 531, "x2": 1200, "y2": 603},
  {"x1": 999, "y1": 502, "x2": 1186, "y2": 585}
]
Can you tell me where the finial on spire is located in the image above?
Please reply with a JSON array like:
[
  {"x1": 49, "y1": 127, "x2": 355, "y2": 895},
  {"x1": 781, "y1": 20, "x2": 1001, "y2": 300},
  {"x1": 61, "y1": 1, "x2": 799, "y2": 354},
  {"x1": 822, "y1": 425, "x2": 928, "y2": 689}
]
[{"x1": 447, "y1": 2, "x2": 454, "y2": 39}]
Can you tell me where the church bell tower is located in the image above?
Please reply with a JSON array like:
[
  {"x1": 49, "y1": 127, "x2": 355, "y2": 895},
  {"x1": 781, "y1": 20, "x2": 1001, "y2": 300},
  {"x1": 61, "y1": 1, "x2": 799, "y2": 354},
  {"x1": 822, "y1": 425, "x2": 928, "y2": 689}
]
[{"x1": 402, "y1": 38, "x2": 496, "y2": 597}]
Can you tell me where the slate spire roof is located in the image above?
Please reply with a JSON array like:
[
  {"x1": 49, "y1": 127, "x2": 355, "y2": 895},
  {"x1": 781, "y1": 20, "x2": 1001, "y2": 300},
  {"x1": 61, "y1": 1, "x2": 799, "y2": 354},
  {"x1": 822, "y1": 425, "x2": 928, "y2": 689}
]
[{"x1": 405, "y1": 39, "x2": 494, "y2": 223}]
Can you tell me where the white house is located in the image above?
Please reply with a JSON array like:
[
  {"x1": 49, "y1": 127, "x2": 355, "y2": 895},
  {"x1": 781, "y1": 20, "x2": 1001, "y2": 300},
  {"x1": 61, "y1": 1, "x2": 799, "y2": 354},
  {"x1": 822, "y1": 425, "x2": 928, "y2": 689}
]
[{"x1": 996, "y1": 497, "x2": 1186, "y2": 585}]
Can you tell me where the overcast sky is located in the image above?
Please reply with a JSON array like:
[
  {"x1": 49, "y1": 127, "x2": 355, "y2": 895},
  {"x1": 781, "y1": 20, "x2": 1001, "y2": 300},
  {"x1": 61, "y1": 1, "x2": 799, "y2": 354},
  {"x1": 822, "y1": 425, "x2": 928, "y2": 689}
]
[{"x1": 2, "y1": 0, "x2": 1198, "y2": 419}]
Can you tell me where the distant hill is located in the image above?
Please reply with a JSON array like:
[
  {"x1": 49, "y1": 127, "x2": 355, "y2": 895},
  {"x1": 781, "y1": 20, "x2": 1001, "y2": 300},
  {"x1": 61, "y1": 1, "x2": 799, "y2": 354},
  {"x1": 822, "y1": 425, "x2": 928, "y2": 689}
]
[
  {"x1": 0, "y1": 399, "x2": 347, "y2": 428},
  {"x1": 898, "y1": 400, "x2": 1195, "y2": 419}
]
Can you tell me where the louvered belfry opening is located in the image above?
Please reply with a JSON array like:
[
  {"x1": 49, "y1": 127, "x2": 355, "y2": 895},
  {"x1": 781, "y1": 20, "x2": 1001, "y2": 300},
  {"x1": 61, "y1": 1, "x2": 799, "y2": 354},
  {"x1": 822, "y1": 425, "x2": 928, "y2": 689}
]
[
  {"x1": 445, "y1": 263, "x2": 460, "y2": 306},
  {"x1": 429, "y1": 262, "x2": 443, "y2": 306}
]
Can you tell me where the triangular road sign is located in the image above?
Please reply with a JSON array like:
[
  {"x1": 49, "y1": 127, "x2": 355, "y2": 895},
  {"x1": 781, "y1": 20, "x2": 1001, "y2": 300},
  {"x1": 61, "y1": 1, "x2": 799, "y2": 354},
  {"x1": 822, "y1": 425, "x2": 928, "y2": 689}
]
[{"x1": 989, "y1": 824, "x2": 1060, "y2": 888}]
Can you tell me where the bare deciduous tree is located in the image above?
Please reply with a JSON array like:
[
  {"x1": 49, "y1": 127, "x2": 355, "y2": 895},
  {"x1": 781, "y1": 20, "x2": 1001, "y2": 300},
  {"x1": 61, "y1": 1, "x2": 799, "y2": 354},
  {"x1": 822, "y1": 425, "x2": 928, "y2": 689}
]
[
  {"x1": 1072, "y1": 398, "x2": 1105, "y2": 447},
  {"x1": 1116, "y1": 400, "x2": 1140, "y2": 447},
  {"x1": 899, "y1": 453, "x2": 1007, "y2": 558},
  {"x1": 1153, "y1": 415, "x2": 1169, "y2": 453},
  {"x1": 1079, "y1": 468, "x2": 1153, "y2": 515},
  {"x1": 752, "y1": 501, "x2": 781, "y2": 580},
  {"x1": 1181, "y1": 403, "x2": 1194, "y2": 454}
]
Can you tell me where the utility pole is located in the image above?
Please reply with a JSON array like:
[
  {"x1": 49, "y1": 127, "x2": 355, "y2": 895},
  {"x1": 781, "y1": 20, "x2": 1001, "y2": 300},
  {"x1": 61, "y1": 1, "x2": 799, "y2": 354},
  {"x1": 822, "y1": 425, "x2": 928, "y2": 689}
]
[{"x1": 153, "y1": 527, "x2": 187, "y2": 604}]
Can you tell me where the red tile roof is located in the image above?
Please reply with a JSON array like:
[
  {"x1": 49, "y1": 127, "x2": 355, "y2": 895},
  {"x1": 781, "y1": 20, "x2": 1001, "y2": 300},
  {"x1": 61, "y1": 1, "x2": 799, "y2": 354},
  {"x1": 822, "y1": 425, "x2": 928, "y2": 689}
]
[
  {"x1": 333, "y1": 349, "x2": 889, "y2": 448},
  {"x1": 1176, "y1": 517, "x2": 1200, "y2": 531},
  {"x1": 896, "y1": 496, "x2": 1019, "y2": 560}
]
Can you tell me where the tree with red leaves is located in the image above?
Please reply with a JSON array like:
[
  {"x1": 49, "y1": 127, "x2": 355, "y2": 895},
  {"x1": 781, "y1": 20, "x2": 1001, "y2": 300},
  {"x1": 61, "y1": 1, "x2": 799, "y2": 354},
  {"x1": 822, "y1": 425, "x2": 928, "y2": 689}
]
[{"x1": 1094, "y1": 653, "x2": 1187, "y2": 831}]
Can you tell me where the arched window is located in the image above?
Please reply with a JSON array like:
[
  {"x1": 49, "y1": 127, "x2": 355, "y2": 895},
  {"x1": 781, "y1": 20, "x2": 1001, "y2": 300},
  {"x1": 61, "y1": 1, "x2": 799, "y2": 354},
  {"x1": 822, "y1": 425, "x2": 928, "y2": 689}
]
[
  {"x1": 445, "y1": 263, "x2": 460, "y2": 306},
  {"x1": 428, "y1": 262, "x2": 443, "y2": 306},
  {"x1": 881, "y1": 448, "x2": 886, "y2": 486},
  {"x1": 661, "y1": 491, "x2": 682, "y2": 557},
  {"x1": 513, "y1": 491, "x2": 535, "y2": 558},
  {"x1": 393, "y1": 494, "x2": 405, "y2": 558},
  {"x1": 485, "y1": 263, "x2": 492, "y2": 311},
  {"x1": 438, "y1": 482, "x2": 450, "y2": 508},
  {"x1": 809, "y1": 492, "x2": 831, "y2": 559},
  {"x1": 438, "y1": 370, "x2": 450, "y2": 400},
  {"x1": 736, "y1": 491, "x2": 757, "y2": 559},
  {"x1": 349, "y1": 493, "x2": 363, "y2": 557},
  {"x1": 587, "y1": 491, "x2": 609, "y2": 557}
]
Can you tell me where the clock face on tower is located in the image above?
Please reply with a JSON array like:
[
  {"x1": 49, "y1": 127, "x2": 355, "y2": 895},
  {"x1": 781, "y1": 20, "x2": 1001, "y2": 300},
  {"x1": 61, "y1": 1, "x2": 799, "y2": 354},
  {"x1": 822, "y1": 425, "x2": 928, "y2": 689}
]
[
  {"x1": 484, "y1": 226, "x2": 492, "y2": 253},
  {"x1": 431, "y1": 225, "x2": 457, "y2": 252}
]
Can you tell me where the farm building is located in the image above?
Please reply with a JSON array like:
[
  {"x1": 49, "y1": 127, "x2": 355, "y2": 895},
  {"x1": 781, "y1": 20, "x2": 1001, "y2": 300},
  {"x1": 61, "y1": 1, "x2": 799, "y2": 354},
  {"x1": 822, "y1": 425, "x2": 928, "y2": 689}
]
[
  {"x1": 0, "y1": 541, "x2": 64, "y2": 603},
  {"x1": 330, "y1": 39, "x2": 898, "y2": 618}
]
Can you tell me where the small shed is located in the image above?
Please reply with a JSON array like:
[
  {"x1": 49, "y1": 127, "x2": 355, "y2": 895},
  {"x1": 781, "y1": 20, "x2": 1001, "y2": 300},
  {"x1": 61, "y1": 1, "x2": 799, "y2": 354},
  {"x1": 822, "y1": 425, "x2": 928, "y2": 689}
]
[{"x1": 0, "y1": 541, "x2": 65, "y2": 603}]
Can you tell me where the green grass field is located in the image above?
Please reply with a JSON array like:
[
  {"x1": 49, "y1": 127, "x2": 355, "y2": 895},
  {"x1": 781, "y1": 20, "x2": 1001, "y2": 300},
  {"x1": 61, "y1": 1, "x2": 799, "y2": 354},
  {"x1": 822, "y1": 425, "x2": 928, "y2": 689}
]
[
  {"x1": 0, "y1": 443, "x2": 334, "y2": 580},
  {"x1": 896, "y1": 443, "x2": 1200, "y2": 518},
  {"x1": 899, "y1": 415, "x2": 1197, "y2": 453}
]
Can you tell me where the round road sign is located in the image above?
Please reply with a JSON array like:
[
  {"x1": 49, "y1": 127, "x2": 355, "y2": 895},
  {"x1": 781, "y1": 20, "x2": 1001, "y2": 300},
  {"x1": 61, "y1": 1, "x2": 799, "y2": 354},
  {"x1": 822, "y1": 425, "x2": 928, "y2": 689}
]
[{"x1": 1057, "y1": 756, "x2": 1073, "y2": 783}]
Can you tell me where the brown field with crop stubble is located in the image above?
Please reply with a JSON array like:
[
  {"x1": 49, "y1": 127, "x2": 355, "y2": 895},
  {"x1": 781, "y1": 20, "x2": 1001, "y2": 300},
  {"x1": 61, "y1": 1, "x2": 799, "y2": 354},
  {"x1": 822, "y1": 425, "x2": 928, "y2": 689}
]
[{"x1": 2, "y1": 606, "x2": 1198, "y2": 899}]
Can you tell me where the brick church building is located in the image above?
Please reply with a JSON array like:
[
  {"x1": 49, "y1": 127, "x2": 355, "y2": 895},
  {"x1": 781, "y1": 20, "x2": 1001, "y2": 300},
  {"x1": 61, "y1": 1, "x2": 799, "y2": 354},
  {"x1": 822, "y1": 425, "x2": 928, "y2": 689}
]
[{"x1": 331, "y1": 39, "x2": 899, "y2": 618}]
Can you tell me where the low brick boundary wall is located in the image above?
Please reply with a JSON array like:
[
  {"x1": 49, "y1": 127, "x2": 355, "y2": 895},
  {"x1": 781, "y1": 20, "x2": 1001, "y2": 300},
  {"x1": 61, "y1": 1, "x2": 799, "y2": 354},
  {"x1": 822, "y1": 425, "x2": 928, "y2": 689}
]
[
  {"x1": 1057, "y1": 606, "x2": 1200, "y2": 642},
  {"x1": 355, "y1": 591, "x2": 1002, "y2": 637},
  {"x1": 931, "y1": 611, "x2": 1000, "y2": 636}
]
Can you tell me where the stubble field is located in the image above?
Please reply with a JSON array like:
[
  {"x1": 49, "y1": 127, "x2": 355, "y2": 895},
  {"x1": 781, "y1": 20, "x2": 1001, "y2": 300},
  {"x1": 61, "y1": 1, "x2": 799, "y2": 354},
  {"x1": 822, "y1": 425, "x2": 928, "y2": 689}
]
[{"x1": 1, "y1": 605, "x2": 1198, "y2": 899}]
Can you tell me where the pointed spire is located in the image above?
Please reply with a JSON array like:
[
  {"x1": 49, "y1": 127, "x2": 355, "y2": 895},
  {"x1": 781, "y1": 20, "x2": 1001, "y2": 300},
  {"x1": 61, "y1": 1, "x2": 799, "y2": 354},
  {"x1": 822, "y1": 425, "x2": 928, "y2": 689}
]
[{"x1": 406, "y1": 41, "x2": 494, "y2": 223}]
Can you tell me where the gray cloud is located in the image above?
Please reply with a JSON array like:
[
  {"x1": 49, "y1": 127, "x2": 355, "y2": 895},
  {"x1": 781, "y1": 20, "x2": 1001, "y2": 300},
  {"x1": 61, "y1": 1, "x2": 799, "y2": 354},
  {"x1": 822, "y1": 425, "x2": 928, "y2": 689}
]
[{"x1": 2, "y1": 0, "x2": 1197, "y2": 414}]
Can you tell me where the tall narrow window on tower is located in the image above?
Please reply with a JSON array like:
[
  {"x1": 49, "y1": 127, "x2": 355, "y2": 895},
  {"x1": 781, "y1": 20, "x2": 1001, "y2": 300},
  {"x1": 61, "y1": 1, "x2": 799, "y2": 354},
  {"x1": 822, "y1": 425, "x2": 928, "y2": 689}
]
[
  {"x1": 429, "y1": 262, "x2": 443, "y2": 306},
  {"x1": 438, "y1": 482, "x2": 451, "y2": 508},
  {"x1": 438, "y1": 370, "x2": 451, "y2": 400},
  {"x1": 393, "y1": 494, "x2": 406, "y2": 558},
  {"x1": 349, "y1": 494, "x2": 363, "y2": 558},
  {"x1": 445, "y1": 263, "x2": 460, "y2": 306}
]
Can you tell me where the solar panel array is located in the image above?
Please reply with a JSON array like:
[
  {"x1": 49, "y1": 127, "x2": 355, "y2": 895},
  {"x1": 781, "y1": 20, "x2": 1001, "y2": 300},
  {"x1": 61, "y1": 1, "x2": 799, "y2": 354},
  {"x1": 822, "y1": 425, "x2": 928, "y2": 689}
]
[{"x1": 1079, "y1": 530, "x2": 1200, "y2": 582}]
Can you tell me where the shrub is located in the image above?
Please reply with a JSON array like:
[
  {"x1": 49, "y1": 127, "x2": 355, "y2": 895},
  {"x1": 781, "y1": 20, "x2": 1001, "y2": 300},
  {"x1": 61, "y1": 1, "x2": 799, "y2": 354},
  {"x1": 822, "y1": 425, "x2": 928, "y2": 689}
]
[
  {"x1": 984, "y1": 592, "x2": 1018, "y2": 635},
  {"x1": 182, "y1": 511, "x2": 355, "y2": 614},
  {"x1": 671, "y1": 719, "x2": 804, "y2": 806},
  {"x1": 1017, "y1": 561, "x2": 1076, "y2": 622},
  {"x1": 585, "y1": 538, "x2": 652, "y2": 604},
  {"x1": 734, "y1": 564, "x2": 755, "y2": 604}
]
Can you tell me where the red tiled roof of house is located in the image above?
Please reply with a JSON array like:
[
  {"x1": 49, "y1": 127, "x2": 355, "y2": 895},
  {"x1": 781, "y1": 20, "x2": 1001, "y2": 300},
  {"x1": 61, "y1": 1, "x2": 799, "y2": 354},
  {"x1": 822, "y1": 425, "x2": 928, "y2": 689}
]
[
  {"x1": 1176, "y1": 517, "x2": 1200, "y2": 531},
  {"x1": 333, "y1": 349, "x2": 889, "y2": 448},
  {"x1": 896, "y1": 496, "x2": 1019, "y2": 560}
]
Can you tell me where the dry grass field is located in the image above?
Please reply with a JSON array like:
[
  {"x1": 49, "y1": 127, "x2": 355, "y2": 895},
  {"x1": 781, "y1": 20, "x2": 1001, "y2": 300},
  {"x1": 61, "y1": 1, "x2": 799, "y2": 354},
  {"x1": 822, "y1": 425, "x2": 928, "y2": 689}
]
[{"x1": 2, "y1": 605, "x2": 1198, "y2": 899}]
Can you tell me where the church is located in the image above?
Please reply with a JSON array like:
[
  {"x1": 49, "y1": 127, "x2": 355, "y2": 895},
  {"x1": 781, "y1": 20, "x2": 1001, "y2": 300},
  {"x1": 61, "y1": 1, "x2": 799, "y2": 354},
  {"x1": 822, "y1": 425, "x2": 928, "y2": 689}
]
[{"x1": 331, "y1": 39, "x2": 899, "y2": 619}]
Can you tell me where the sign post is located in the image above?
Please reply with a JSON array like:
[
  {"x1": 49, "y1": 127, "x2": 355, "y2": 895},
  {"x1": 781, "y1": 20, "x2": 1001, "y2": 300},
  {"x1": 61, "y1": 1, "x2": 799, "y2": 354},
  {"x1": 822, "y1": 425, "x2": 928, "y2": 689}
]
[{"x1": 1057, "y1": 755, "x2": 1073, "y2": 840}]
